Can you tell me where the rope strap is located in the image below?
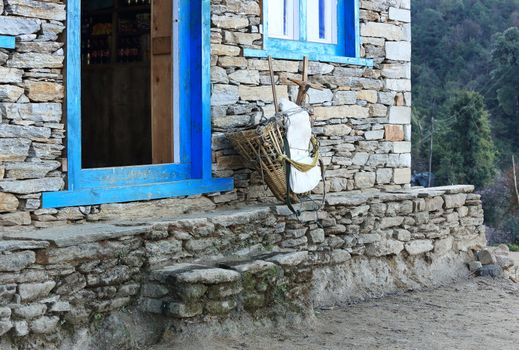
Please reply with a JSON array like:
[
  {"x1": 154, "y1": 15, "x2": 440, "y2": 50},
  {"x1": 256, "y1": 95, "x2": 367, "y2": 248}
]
[{"x1": 277, "y1": 136, "x2": 320, "y2": 173}]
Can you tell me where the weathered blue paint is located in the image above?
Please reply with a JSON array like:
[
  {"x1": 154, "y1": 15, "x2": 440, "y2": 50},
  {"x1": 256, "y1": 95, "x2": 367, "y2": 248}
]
[
  {"x1": 200, "y1": 0, "x2": 213, "y2": 180},
  {"x1": 243, "y1": 47, "x2": 373, "y2": 67},
  {"x1": 283, "y1": 0, "x2": 289, "y2": 36},
  {"x1": 319, "y1": 0, "x2": 325, "y2": 40},
  {"x1": 42, "y1": 178, "x2": 234, "y2": 208},
  {"x1": 0, "y1": 36, "x2": 15, "y2": 49},
  {"x1": 247, "y1": 0, "x2": 372, "y2": 67},
  {"x1": 78, "y1": 163, "x2": 191, "y2": 189},
  {"x1": 178, "y1": 0, "x2": 192, "y2": 165},
  {"x1": 299, "y1": 0, "x2": 307, "y2": 41},
  {"x1": 189, "y1": 0, "x2": 204, "y2": 179},
  {"x1": 66, "y1": 0, "x2": 81, "y2": 191},
  {"x1": 42, "y1": 0, "x2": 233, "y2": 209},
  {"x1": 346, "y1": 0, "x2": 361, "y2": 58}
]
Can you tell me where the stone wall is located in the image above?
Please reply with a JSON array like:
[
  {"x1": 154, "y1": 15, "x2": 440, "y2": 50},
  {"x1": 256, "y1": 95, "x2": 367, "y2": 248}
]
[
  {"x1": 0, "y1": 186, "x2": 485, "y2": 348},
  {"x1": 0, "y1": 0, "x2": 413, "y2": 229},
  {"x1": 0, "y1": 0, "x2": 66, "y2": 227},
  {"x1": 211, "y1": 0, "x2": 413, "y2": 201}
]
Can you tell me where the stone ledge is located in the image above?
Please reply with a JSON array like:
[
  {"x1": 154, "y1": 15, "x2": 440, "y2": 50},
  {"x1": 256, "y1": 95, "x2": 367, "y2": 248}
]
[
  {"x1": 1, "y1": 207, "x2": 272, "y2": 244},
  {"x1": 388, "y1": 185, "x2": 475, "y2": 196},
  {"x1": 324, "y1": 185, "x2": 475, "y2": 206},
  {"x1": 0, "y1": 187, "x2": 479, "y2": 250},
  {"x1": 0, "y1": 223, "x2": 153, "y2": 247}
]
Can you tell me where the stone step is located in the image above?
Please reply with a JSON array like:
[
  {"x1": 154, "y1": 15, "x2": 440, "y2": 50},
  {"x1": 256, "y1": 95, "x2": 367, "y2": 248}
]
[
  {"x1": 140, "y1": 253, "x2": 311, "y2": 320},
  {"x1": 150, "y1": 263, "x2": 241, "y2": 284}
]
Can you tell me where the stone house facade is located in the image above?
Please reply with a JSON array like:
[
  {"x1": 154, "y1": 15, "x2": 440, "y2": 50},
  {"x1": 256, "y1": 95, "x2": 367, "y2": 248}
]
[
  {"x1": 0, "y1": 0, "x2": 488, "y2": 348},
  {"x1": 0, "y1": 0, "x2": 413, "y2": 228}
]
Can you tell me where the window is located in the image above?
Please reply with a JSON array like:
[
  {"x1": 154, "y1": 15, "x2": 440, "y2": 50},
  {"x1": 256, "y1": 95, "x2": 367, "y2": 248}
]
[
  {"x1": 268, "y1": 0, "x2": 299, "y2": 40},
  {"x1": 245, "y1": 0, "x2": 372, "y2": 66},
  {"x1": 307, "y1": 0, "x2": 337, "y2": 44},
  {"x1": 268, "y1": 0, "x2": 336, "y2": 43}
]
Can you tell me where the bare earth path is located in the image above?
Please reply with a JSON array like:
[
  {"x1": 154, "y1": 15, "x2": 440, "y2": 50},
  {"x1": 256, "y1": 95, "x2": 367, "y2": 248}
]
[{"x1": 149, "y1": 276, "x2": 519, "y2": 350}]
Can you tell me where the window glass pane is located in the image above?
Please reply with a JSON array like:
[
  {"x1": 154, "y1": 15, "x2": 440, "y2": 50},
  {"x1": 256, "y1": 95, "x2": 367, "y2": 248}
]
[
  {"x1": 307, "y1": 0, "x2": 337, "y2": 43},
  {"x1": 268, "y1": 0, "x2": 299, "y2": 40}
]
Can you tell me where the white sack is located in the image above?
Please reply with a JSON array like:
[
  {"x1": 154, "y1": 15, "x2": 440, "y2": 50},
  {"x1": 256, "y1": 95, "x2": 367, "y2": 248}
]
[{"x1": 279, "y1": 99, "x2": 321, "y2": 194}]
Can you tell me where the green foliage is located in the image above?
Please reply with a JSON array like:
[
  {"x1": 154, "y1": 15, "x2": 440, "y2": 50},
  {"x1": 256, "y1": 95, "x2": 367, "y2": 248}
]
[
  {"x1": 489, "y1": 27, "x2": 519, "y2": 164},
  {"x1": 480, "y1": 168, "x2": 519, "y2": 242},
  {"x1": 411, "y1": 0, "x2": 519, "y2": 240},
  {"x1": 433, "y1": 91, "x2": 497, "y2": 188},
  {"x1": 412, "y1": 0, "x2": 519, "y2": 174},
  {"x1": 508, "y1": 243, "x2": 519, "y2": 252}
]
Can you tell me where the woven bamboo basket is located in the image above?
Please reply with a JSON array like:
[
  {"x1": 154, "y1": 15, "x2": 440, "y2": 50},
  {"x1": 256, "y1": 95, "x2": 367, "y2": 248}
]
[{"x1": 227, "y1": 121, "x2": 298, "y2": 202}]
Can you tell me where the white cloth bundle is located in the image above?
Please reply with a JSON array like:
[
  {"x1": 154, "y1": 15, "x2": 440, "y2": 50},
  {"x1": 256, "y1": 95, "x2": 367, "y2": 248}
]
[{"x1": 279, "y1": 99, "x2": 321, "y2": 194}]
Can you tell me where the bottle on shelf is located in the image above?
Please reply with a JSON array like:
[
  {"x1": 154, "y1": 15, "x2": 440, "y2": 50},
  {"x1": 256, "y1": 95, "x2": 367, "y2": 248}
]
[{"x1": 86, "y1": 39, "x2": 91, "y2": 65}]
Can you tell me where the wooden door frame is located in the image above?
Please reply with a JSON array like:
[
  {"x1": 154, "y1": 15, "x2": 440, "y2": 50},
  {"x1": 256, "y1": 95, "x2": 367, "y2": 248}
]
[{"x1": 42, "y1": 0, "x2": 233, "y2": 208}]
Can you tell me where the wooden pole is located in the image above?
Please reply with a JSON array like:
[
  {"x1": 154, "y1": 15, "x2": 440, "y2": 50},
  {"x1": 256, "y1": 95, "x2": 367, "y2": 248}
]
[
  {"x1": 296, "y1": 56, "x2": 309, "y2": 106},
  {"x1": 268, "y1": 56, "x2": 279, "y2": 113},
  {"x1": 513, "y1": 155, "x2": 519, "y2": 206}
]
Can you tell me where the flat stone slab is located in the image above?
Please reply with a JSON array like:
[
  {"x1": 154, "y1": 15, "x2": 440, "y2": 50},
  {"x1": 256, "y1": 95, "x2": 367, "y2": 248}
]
[
  {"x1": 152, "y1": 264, "x2": 241, "y2": 284},
  {"x1": 430, "y1": 185, "x2": 475, "y2": 194},
  {"x1": 326, "y1": 193, "x2": 371, "y2": 206},
  {"x1": 150, "y1": 263, "x2": 207, "y2": 281},
  {"x1": 1, "y1": 223, "x2": 152, "y2": 247},
  {"x1": 208, "y1": 207, "x2": 271, "y2": 227},
  {"x1": 415, "y1": 190, "x2": 446, "y2": 197},
  {"x1": 376, "y1": 185, "x2": 475, "y2": 199},
  {"x1": 0, "y1": 240, "x2": 49, "y2": 252},
  {"x1": 176, "y1": 268, "x2": 241, "y2": 284},
  {"x1": 267, "y1": 251, "x2": 308, "y2": 267},
  {"x1": 228, "y1": 260, "x2": 278, "y2": 274},
  {"x1": 376, "y1": 192, "x2": 419, "y2": 201}
]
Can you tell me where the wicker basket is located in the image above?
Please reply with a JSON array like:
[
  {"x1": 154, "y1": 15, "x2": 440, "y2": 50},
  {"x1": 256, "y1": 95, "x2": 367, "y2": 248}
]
[{"x1": 227, "y1": 121, "x2": 298, "y2": 202}]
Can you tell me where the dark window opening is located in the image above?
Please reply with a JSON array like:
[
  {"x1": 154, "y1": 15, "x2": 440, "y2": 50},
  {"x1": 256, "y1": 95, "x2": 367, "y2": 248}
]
[{"x1": 81, "y1": 0, "x2": 174, "y2": 168}]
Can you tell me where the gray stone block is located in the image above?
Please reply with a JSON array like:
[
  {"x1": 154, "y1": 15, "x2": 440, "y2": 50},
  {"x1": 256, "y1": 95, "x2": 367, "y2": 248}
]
[
  {"x1": 477, "y1": 264, "x2": 503, "y2": 278},
  {"x1": 18, "y1": 281, "x2": 56, "y2": 301},
  {"x1": 0, "y1": 250, "x2": 35, "y2": 272}
]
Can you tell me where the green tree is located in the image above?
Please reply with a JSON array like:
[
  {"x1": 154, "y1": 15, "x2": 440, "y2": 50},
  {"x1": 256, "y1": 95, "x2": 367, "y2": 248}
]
[
  {"x1": 434, "y1": 91, "x2": 497, "y2": 188},
  {"x1": 489, "y1": 27, "x2": 519, "y2": 163},
  {"x1": 411, "y1": 0, "x2": 519, "y2": 171}
]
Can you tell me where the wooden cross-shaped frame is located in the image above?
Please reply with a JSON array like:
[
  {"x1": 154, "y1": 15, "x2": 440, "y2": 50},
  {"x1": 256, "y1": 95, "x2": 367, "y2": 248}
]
[{"x1": 288, "y1": 56, "x2": 325, "y2": 106}]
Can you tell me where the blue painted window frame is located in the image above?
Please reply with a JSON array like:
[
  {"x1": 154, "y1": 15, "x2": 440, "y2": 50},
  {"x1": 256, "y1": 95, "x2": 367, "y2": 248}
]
[
  {"x1": 244, "y1": 0, "x2": 372, "y2": 66},
  {"x1": 0, "y1": 36, "x2": 16, "y2": 49},
  {"x1": 42, "y1": 0, "x2": 233, "y2": 208}
]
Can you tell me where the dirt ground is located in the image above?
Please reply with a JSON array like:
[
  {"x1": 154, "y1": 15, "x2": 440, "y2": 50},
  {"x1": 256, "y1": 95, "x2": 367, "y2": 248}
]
[{"x1": 148, "y1": 273, "x2": 519, "y2": 350}]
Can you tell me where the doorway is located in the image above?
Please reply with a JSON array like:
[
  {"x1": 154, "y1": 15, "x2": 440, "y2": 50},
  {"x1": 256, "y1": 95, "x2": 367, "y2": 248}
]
[
  {"x1": 80, "y1": 0, "x2": 177, "y2": 168},
  {"x1": 43, "y1": 0, "x2": 234, "y2": 208}
]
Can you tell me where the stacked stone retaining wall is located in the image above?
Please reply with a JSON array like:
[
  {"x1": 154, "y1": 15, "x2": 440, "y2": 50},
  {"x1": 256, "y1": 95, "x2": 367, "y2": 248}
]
[{"x1": 0, "y1": 186, "x2": 485, "y2": 349}]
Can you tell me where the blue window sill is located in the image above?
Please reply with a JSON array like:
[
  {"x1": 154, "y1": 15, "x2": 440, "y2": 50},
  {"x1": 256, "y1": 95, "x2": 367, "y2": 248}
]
[
  {"x1": 243, "y1": 48, "x2": 373, "y2": 67},
  {"x1": 0, "y1": 36, "x2": 15, "y2": 49},
  {"x1": 42, "y1": 177, "x2": 234, "y2": 208}
]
